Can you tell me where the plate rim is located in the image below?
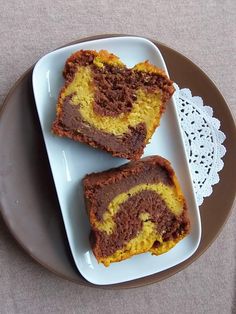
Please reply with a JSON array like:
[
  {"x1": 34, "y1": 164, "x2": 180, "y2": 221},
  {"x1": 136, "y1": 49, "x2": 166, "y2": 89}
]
[{"x1": 0, "y1": 34, "x2": 235, "y2": 289}]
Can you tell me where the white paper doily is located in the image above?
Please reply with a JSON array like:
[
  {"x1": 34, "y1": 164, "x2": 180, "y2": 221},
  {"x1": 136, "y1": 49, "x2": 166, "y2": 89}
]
[{"x1": 174, "y1": 84, "x2": 226, "y2": 206}]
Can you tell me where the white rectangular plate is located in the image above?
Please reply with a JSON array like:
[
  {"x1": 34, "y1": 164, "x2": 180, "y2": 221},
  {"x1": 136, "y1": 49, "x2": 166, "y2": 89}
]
[{"x1": 32, "y1": 36, "x2": 201, "y2": 285}]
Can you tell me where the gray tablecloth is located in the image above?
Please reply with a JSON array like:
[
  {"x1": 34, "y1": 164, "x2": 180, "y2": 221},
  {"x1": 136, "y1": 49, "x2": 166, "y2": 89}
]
[{"x1": 0, "y1": 1, "x2": 235, "y2": 313}]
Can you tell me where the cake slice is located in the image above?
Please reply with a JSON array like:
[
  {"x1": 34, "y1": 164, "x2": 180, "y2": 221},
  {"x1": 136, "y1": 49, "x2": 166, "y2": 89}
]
[
  {"x1": 52, "y1": 50, "x2": 175, "y2": 160},
  {"x1": 83, "y1": 156, "x2": 190, "y2": 266}
]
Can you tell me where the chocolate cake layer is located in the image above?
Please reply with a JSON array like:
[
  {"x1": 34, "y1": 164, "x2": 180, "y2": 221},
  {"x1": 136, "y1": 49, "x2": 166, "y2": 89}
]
[
  {"x1": 91, "y1": 190, "x2": 189, "y2": 257},
  {"x1": 63, "y1": 50, "x2": 96, "y2": 79},
  {"x1": 63, "y1": 51, "x2": 174, "y2": 118},
  {"x1": 92, "y1": 64, "x2": 173, "y2": 117},
  {"x1": 84, "y1": 156, "x2": 175, "y2": 220},
  {"x1": 64, "y1": 52, "x2": 174, "y2": 117},
  {"x1": 52, "y1": 95, "x2": 147, "y2": 158}
]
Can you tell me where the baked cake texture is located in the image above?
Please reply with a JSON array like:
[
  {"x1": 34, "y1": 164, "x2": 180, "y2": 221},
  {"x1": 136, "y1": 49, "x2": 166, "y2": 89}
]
[
  {"x1": 52, "y1": 50, "x2": 175, "y2": 160},
  {"x1": 83, "y1": 156, "x2": 190, "y2": 266}
]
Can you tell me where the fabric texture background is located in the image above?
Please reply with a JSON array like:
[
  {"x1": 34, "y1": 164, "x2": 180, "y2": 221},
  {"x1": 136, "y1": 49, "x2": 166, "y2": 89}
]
[{"x1": 0, "y1": 1, "x2": 235, "y2": 313}]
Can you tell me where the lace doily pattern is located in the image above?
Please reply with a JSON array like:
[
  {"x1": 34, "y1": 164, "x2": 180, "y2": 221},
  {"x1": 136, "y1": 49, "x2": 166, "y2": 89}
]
[{"x1": 174, "y1": 84, "x2": 226, "y2": 206}]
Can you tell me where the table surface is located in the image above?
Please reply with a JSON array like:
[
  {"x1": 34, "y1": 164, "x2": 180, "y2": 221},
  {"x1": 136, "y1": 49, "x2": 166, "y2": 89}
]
[{"x1": 0, "y1": 1, "x2": 235, "y2": 313}]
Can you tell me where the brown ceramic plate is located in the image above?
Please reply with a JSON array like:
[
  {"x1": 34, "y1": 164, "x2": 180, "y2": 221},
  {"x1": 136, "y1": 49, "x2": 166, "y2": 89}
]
[{"x1": 0, "y1": 35, "x2": 235, "y2": 288}]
